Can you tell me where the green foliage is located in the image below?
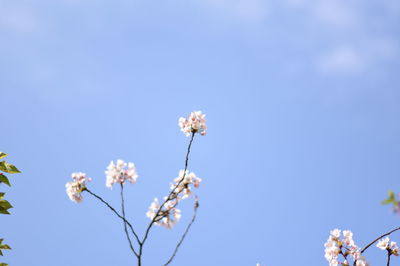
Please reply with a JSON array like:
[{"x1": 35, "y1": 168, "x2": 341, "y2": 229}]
[
  {"x1": 0, "y1": 193, "x2": 12, "y2": 215},
  {"x1": 0, "y1": 239, "x2": 11, "y2": 256},
  {"x1": 0, "y1": 153, "x2": 19, "y2": 264},
  {"x1": 382, "y1": 190, "x2": 396, "y2": 205},
  {"x1": 0, "y1": 175, "x2": 10, "y2": 187},
  {"x1": 0, "y1": 161, "x2": 20, "y2": 174}
]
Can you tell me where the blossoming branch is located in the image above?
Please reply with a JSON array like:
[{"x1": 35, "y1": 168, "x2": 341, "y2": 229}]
[
  {"x1": 65, "y1": 111, "x2": 207, "y2": 265},
  {"x1": 324, "y1": 227, "x2": 400, "y2": 266}
]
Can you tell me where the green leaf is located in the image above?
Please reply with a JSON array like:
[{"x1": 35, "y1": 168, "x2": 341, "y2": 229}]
[
  {"x1": 0, "y1": 153, "x2": 7, "y2": 159},
  {"x1": 382, "y1": 190, "x2": 396, "y2": 205},
  {"x1": 0, "y1": 208, "x2": 11, "y2": 215},
  {"x1": 0, "y1": 162, "x2": 20, "y2": 174},
  {"x1": 0, "y1": 175, "x2": 10, "y2": 187},
  {"x1": 0, "y1": 239, "x2": 10, "y2": 257},
  {"x1": 0, "y1": 200, "x2": 12, "y2": 214},
  {"x1": 0, "y1": 263, "x2": 8, "y2": 266}
]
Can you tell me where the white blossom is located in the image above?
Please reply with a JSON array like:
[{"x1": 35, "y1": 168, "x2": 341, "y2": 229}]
[
  {"x1": 324, "y1": 235, "x2": 340, "y2": 266},
  {"x1": 160, "y1": 207, "x2": 181, "y2": 229},
  {"x1": 105, "y1": 159, "x2": 138, "y2": 188},
  {"x1": 146, "y1": 198, "x2": 181, "y2": 229},
  {"x1": 376, "y1": 237, "x2": 390, "y2": 250},
  {"x1": 179, "y1": 111, "x2": 207, "y2": 136},
  {"x1": 324, "y1": 229, "x2": 361, "y2": 266},
  {"x1": 343, "y1": 230, "x2": 355, "y2": 246},
  {"x1": 377, "y1": 237, "x2": 399, "y2": 256},
  {"x1": 331, "y1": 229, "x2": 341, "y2": 239},
  {"x1": 145, "y1": 169, "x2": 201, "y2": 229},
  {"x1": 390, "y1": 241, "x2": 399, "y2": 256},
  {"x1": 355, "y1": 256, "x2": 369, "y2": 266},
  {"x1": 65, "y1": 172, "x2": 91, "y2": 203},
  {"x1": 146, "y1": 198, "x2": 161, "y2": 220},
  {"x1": 170, "y1": 169, "x2": 201, "y2": 199}
]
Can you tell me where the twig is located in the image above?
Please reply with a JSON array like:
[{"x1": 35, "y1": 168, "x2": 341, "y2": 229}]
[
  {"x1": 138, "y1": 132, "x2": 196, "y2": 263},
  {"x1": 84, "y1": 188, "x2": 140, "y2": 256},
  {"x1": 120, "y1": 183, "x2": 139, "y2": 257},
  {"x1": 361, "y1": 226, "x2": 400, "y2": 253},
  {"x1": 353, "y1": 226, "x2": 400, "y2": 266},
  {"x1": 387, "y1": 250, "x2": 391, "y2": 266},
  {"x1": 163, "y1": 198, "x2": 199, "y2": 266}
]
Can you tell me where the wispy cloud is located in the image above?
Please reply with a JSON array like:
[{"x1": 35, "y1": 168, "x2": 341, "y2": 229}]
[{"x1": 286, "y1": 0, "x2": 400, "y2": 75}]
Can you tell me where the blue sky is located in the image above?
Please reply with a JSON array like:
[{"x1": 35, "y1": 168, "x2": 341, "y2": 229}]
[{"x1": 1, "y1": 0, "x2": 400, "y2": 265}]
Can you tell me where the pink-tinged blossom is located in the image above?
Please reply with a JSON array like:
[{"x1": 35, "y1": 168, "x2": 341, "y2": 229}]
[
  {"x1": 324, "y1": 229, "x2": 362, "y2": 266},
  {"x1": 170, "y1": 169, "x2": 201, "y2": 199},
  {"x1": 390, "y1": 241, "x2": 399, "y2": 256},
  {"x1": 393, "y1": 201, "x2": 400, "y2": 213},
  {"x1": 179, "y1": 111, "x2": 207, "y2": 136},
  {"x1": 331, "y1": 229, "x2": 341, "y2": 239},
  {"x1": 376, "y1": 237, "x2": 390, "y2": 250},
  {"x1": 377, "y1": 237, "x2": 399, "y2": 256},
  {"x1": 160, "y1": 207, "x2": 181, "y2": 229},
  {"x1": 343, "y1": 230, "x2": 355, "y2": 246},
  {"x1": 146, "y1": 198, "x2": 181, "y2": 229},
  {"x1": 146, "y1": 198, "x2": 160, "y2": 220},
  {"x1": 355, "y1": 256, "x2": 369, "y2": 266},
  {"x1": 324, "y1": 235, "x2": 340, "y2": 266},
  {"x1": 105, "y1": 159, "x2": 138, "y2": 188},
  {"x1": 65, "y1": 172, "x2": 91, "y2": 203}
]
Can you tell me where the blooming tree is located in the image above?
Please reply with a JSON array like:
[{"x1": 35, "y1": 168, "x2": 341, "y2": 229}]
[{"x1": 65, "y1": 111, "x2": 207, "y2": 265}]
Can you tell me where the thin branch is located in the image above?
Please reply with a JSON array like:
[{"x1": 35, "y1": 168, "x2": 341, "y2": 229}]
[
  {"x1": 120, "y1": 183, "x2": 139, "y2": 257},
  {"x1": 163, "y1": 197, "x2": 199, "y2": 266},
  {"x1": 139, "y1": 132, "x2": 196, "y2": 259},
  {"x1": 84, "y1": 188, "x2": 140, "y2": 256},
  {"x1": 387, "y1": 250, "x2": 391, "y2": 266},
  {"x1": 361, "y1": 226, "x2": 400, "y2": 253}
]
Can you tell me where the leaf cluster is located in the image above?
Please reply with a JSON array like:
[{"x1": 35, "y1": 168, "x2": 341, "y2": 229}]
[
  {"x1": 382, "y1": 190, "x2": 397, "y2": 206},
  {"x1": 0, "y1": 240, "x2": 10, "y2": 256},
  {"x1": 0, "y1": 152, "x2": 20, "y2": 263}
]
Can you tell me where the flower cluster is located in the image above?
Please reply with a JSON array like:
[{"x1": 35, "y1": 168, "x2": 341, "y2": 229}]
[
  {"x1": 146, "y1": 169, "x2": 201, "y2": 228},
  {"x1": 65, "y1": 172, "x2": 91, "y2": 203},
  {"x1": 170, "y1": 170, "x2": 202, "y2": 199},
  {"x1": 105, "y1": 159, "x2": 138, "y2": 188},
  {"x1": 179, "y1": 111, "x2": 207, "y2": 136},
  {"x1": 324, "y1": 229, "x2": 364, "y2": 266},
  {"x1": 376, "y1": 237, "x2": 399, "y2": 256},
  {"x1": 146, "y1": 198, "x2": 182, "y2": 229}
]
